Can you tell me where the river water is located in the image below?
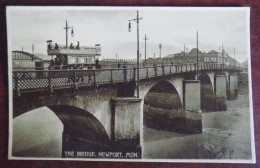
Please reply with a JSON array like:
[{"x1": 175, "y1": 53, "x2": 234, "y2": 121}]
[{"x1": 142, "y1": 93, "x2": 253, "y2": 160}]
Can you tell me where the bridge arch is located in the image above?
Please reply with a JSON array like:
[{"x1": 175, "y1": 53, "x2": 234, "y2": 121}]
[
  {"x1": 12, "y1": 105, "x2": 110, "y2": 157},
  {"x1": 12, "y1": 50, "x2": 42, "y2": 61},
  {"x1": 143, "y1": 80, "x2": 184, "y2": 132},
  {"x1": 198, "y1": 72, "x2": 215, "y2": 111},
  {"x1": 138, "y1": 78, "x2": 183, "y2": 106},
  {"x1": 48, "y1": 105, "x2": 110, "y2": 154},
  {"x1": 223, "y1": 72, "x2": 230, "y2": 97}
]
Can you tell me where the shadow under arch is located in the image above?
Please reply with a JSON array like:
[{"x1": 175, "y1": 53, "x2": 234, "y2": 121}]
[
  {"x1": 198, "y1": 72, "x2": 216, "y2": 111},
  {"x1": 48, "y1": 105, "x2": 110, "y2": 155},
  {"x1": 143, "y1": 80, "x2": 185, "y2": 133},
  {"x1": 223, "y1": 72, "x2": 230, "y2": 99}
]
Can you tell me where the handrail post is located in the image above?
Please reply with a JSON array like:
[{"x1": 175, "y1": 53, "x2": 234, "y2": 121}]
[
  {"x1": 74, "y1": 70, "x2": 78, "y2": 90},
  {"x1": 133, "y1": 68, "x2": 136, "y2": 82},
  {"x1": 181, "y1": 64, "x2": 182, "y2": 73},
  {"x1": 94, "y1": 70, "x2": 96, "y2": 86},
  {"x1": 110, "y1": 69, "x2": 113, "y2": 83},
  {"x1": 170, "y1": 65, "x2": 172, "y2": 74},
  {"x1": 123, "y1": 68, "x2": 127, "y2": 82},
  {"x1": 49, "y1": 71, "x2": 53, "y2": 93},
  {"x1": 162, "y1": 65, "x2": 165, "y2": 76},
  {"x1": 153, "y1": 66, "x2": 156, "y2": 77},
  {"x1": 175, "y1": 65, "x2": 177, "y2": 73},
  {"x1": 146, "y1": 67, "x2": 148, "y2": 79},
  {"x1": 14, "y1": 71, "x2": 20, "y2": 96}
]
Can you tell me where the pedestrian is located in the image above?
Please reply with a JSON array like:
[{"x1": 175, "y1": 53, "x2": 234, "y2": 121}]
[
  {"x1": 54, "y1": 43, "x2": 59, "y2": 49},
  {"x1": 95, "y1": 58, "x2": 100, "y2": 69},
  {"x1": 76, "y1": 41, "x2": 80, "y2": 49}
]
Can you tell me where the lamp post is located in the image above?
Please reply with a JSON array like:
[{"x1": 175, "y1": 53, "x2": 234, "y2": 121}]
[
  {"x1": 128, "y1": 10, "x2": 143, "y2": 98},
  {"x1": 196, "y1": 31, "x2": 199, "y2": 80},
  {"x1": 64, "y1": 21, "x2": 74, "y2": 48},
  {"x1": 159, "y1": 43, "x2": 162, "y2": 65},
  {"x1": 144, "y1": 34, "x2": 150, "y2": 65},
  {"x1": 183, "y1": 43, "x2": 188, "y2": 64},
  {"x1": 32, "y1": 44, "x2": 34, "y2": 61},
  {"x1": 234, "y1": 48, "x2": 236, "y2": 69},
  {"x1": 221, "y1": 43, "x2": 224, "y2": 72}
]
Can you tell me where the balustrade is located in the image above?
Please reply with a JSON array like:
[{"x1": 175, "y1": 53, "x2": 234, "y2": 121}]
[{"x1": 12, "y1": 63, "x2": 240, "y2": 94}]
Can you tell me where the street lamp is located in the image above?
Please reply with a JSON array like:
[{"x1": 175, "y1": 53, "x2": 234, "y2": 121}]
[
  {"x1": 183, "y1": 43, "x2": 188, "y2": 64},
  {"x1": 128, "y1": 10, "x2": 143, "y2": 98},
  {"x1": 143, "y1": 34, "x2": 150, "y2": 65},
  {"x1": 64, "y1": 21, "x2": 74, "y2": 48},
  {"x1": 196, "y1": 31, "x2": 199, "y2": 80},
  {"x1": 219, "y1": 43, "x2": 224, "y2": 73},
  {"x1": 159, "y1": 43, "x2": 162, "y2": 65},
  {"x1": 128, "y1": 22, "x2": 131, "y2": 32},
  {"x1": 234, "y1": 48, "x2": 236, "y2": 69}
]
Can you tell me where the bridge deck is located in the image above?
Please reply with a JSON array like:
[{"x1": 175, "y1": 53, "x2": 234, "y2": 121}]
[{"x1": 12, "y1": 63, "x2": 239, "y2": 94}]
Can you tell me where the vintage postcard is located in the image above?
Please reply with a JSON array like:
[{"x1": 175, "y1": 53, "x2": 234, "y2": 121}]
[{"x1": 7, "y1": 6, "x2": 255, "y2": 163}]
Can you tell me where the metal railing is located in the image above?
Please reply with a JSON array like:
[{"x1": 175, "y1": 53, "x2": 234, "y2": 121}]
[{"x1": 12, "y1": 63, "x2": 240, "y2": 94}]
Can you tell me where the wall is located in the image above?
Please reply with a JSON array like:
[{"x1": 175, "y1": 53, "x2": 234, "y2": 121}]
[{"x1": 13, "y1": 86, "x2": 118, "y2": 138}]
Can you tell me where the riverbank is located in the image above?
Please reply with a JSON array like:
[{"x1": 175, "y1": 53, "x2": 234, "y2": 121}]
[{"x1": 143, "y1": 94, "x2": 252, "y2": 160}]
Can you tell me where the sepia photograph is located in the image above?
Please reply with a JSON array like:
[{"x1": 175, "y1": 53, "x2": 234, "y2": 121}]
[{"x1": 7, "y1": 6, "x2": 255, "y2": 163}]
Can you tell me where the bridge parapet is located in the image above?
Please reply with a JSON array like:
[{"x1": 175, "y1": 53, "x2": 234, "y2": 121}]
[{"x1": 12, "y1": 63, "x2": 240, "y2": 95}]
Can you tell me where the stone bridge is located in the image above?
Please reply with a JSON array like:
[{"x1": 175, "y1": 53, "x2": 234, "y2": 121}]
[{"x1": 11, "y1": 63, "x2": 240, "y2": 158}]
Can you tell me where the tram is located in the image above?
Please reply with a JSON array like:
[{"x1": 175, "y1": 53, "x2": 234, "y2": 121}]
[{"x1": 47, "y1": 40, "x2": 101, "y2": 70}]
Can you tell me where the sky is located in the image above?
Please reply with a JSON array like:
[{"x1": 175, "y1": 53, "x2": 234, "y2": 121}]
[{"x1": 7, "y1": 7, "x2": 250, "y2": 62}]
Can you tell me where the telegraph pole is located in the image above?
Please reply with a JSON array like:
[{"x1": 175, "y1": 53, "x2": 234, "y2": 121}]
[
  {"x1": 128, "y1": 10, "x2": 143, "y2": 98},
  {"x1": 196, "y1": 31, "x2": 199, "y2": 80},
  {"x1": 144, "y1": 34, "x2": 150, "y2": 64},
  {"x1": 184, "y1": 43, "x2": 187, "y2": 64},
  {"x1": 159, "y1": 44, "x2": 162, "y2": 59},
  {"x1": 184, "y1": 43, "x2": 186, "y2": 57},
  {"x1": 222, "y1": 43, "x2": 224, "y2": 72},
  {"x1": 234, "y1": 48, "x2": 236, "y2": 69},
  {"x1": 154, "y1": 52, "x2": 156, "y2": 64},
  {"x1": 64, "y1": 21, "x2": 73, "y2": 48},
  {"x1": 32, "y1": 44, "x2": 34, "y2": 61}
]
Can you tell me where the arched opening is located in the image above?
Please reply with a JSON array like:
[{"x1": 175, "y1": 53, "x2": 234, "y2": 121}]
[
  {"x1": 48, "y1": 105, "x2": 110, "y2": 155},
  {"x1": 12, "y1": 105, "x2": 110, "y2": 158},
  {"x1": 222, "y1": 72, "x2": 230, "y2": 99},
  {"x1": 12, "y1": 106, "x2": 63, "y2": 157},
  {"x1": 228, "y1": 74, "x2": 238, "y2": 100},
  {"x1": 199, "y1": 73, "x2": 215, "y2": 112},
  {"x1": 143, "y1": 80, "x2": 184, "y2": 133}
]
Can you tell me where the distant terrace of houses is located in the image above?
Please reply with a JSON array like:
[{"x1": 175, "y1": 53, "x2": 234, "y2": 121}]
[{"x1": 12, "y1": 48, "x2": 243, "y2": 69}]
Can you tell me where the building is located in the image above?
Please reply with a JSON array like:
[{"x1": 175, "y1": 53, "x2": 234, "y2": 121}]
[
  {"x1": 162, "y1": 48, "x2": 206, "y2": 64},
  {"x1": 163, "y1": 48, "x2": 239, "y2": 66},
  {"x1": 100, "y1": 58, "x2": 137, "y2": 68}
]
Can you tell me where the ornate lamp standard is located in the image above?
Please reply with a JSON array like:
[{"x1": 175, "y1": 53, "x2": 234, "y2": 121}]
[
  {"x1": 64, "y1": 21, "x2": 74, "y2": 48},
  {"x1": 143, "y1": 34, "x2": 150, "y2": 65},
  {"x1": 196, "y1": 31, "x2": 199, "y2": 80},
  {"x1": 128, "y1": 10, "x2": 142, "y2": 98}
]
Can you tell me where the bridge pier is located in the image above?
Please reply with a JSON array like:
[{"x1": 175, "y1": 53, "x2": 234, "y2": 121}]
[
  {"x1": 228, "y1": 74, "x2": 238, "y2": 100},
  {"x1": 215, "y1": 74, "x2": 227, "y2": 111},
  {"x1": 111, "y1": 97, "x2": 142, "y2": 158},
  {"x1": 183, "y1": 80, "x2": 202, "y2": 133}
]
